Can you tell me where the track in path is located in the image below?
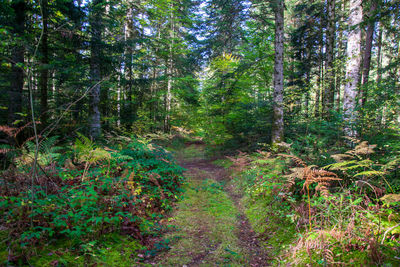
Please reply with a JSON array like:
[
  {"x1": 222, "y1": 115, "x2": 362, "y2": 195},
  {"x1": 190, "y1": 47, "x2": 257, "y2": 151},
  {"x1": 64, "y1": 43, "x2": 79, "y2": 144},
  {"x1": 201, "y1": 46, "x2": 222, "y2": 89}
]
[{"x1": 152, "y1": 144, "x2": 270, "y2": 266}]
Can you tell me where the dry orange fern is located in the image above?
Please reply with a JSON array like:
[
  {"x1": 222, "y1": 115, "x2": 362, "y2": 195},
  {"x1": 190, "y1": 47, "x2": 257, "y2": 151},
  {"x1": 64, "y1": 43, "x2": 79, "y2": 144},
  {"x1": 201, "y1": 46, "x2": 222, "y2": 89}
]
[{"x1": 279, "y1": 154, "x2": 341, "y2": 231}]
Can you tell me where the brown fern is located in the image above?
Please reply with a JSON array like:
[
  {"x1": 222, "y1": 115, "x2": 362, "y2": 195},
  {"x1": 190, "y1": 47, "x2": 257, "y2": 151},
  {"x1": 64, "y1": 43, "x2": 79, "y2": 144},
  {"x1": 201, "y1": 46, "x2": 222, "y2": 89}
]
[
  {"x1": 280, "y1": 154, "x2": 340, "y2": 197},
  {"x1": 226, "y1": 151, "x2": 250, "y2": 172}
]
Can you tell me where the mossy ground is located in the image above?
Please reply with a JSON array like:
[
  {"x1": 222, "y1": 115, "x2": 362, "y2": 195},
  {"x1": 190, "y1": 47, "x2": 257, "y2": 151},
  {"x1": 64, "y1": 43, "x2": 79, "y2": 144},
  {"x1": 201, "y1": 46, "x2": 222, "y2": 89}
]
[
  {"x1": 154, "y1": 170, "x2": 245, "y2": 266},
  {"x1": 7, "y1": 234, "x2": 143, "y2": 266}
]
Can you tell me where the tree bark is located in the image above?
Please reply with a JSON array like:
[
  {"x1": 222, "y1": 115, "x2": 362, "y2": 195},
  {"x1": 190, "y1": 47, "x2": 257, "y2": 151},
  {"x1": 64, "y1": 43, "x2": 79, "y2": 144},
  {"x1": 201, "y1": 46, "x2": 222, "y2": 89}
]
[
  {"x1": 39, "y1": 0, "x2": 49, "y2": 125},
  {"x1": 376, "y1": 23, "x2": 383, "y2": 84},
  {"x1": 88, "y1": 0, "x2": 103, "y2": 138},
  {"x1": 336, "y1": 0, "x2": 347, "y2": 113},
  {"x1": 8, "y1": 1, "x2": 26, "y2": 126},
  {"x1": 323, "y1": 0, "x2": 336, "y2": 118},
  {"x1": 271, "y1": 0, "x2": 284, "y2": 144},
  {"x1": 343, "y1": 0, "x2": 362, "y2": 137},
  {"x1": 124, "y1": 5, "x2": 134, "y2": 127},
  {"x1": 164, "y1": 1, "x2": 174, "y2": 133},
  {"x1": 360, "y1": 0, "x2": 377, "y2": 107}
]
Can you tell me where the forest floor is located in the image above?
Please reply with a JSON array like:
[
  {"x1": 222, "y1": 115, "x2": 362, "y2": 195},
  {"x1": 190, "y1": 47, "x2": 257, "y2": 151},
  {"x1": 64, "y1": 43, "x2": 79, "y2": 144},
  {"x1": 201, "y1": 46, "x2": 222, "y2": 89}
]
[{"x1": 150, "y1": 144, "x2": 270, "y2": 266}]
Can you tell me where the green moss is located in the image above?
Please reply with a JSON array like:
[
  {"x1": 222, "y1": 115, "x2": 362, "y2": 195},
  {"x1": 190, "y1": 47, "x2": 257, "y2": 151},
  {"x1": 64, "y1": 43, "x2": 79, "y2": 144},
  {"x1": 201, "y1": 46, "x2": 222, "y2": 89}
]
[
  {"x1": 156, "y1": 176, "x2": 245, "y2": 265},
  {"x1": 27, "y1": 234, "x2": 144, "y2": 267}
]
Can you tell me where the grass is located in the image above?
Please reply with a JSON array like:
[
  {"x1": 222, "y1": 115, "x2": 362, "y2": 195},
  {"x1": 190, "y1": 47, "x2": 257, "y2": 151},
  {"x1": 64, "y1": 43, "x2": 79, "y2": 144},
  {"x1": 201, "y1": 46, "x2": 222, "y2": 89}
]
[
  {"x1": 155, "y1": 169, "x2": 245, "y2": 266},
  {"x1": 23, "y1": 234, "x2": 144, "y2": 266}
]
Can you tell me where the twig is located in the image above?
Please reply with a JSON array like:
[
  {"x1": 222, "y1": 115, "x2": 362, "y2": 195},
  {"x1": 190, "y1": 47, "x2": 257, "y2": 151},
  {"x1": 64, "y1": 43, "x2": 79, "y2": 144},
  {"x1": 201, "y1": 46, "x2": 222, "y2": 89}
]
[{"x1": 381, "y1": 223, "x2": 400, "y2": 245}]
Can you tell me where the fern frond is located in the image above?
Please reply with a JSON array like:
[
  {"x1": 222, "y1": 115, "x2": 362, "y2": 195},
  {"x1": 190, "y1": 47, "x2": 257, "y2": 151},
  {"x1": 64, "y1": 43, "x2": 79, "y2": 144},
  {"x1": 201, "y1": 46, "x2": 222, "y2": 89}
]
[
  {"x1": 354, "y1": 171, "x2": 385, "y2": 177},
  {"x1": 383, "y1": 158, "x2": 400, "y2": 171},
  {"x1": 324, "y1": 160, "x2": 358, "y2": 170},
  {"x1": 278, "y1": 154, "x2": 306, "y2": 167}
]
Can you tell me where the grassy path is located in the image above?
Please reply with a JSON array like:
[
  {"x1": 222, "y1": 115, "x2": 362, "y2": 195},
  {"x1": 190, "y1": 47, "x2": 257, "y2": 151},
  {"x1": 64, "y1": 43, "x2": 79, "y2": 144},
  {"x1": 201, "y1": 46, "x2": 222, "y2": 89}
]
[{"x1": 152, "y1": 144, "x2": 269, "y2": 266}]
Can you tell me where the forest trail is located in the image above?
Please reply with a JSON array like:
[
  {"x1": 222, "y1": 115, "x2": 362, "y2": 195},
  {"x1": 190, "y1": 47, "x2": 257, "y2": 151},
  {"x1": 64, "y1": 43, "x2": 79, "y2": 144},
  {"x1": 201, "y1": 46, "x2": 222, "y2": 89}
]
[{"x1": 152, "y1": 144, "x2": 270, "y2": 266}]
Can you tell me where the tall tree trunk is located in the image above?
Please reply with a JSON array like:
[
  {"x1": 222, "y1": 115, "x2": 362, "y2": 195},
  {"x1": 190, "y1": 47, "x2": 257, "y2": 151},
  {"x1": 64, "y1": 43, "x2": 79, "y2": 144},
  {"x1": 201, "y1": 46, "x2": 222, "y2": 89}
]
[
  {"x1": 315, "y1": 33, "x2": 323, "y2": 118},
  {"x1": 164, "y1": 1, "x2": 174, "y2": 133},
  {"x1": 323, "y1": 0, "x2": 336, "y2": 118},
  {"x1": 360, "y1": 0, "x2": 377, "y2": 107},
  {"x1": 376, "y1": 23, "x2": 383, "y2": 84},
  {"x1": 271, "y1": 0, "x2": 284, "y2": 144},
  {"x1": 343, "y1": 0, "x2": 362, "y2": 137},
  {"x1": 100, "y1": 1, "x2": 110, "y2": 125},
  {"x1": 336, "y1": 0, "x2": 347, "y2": 112},
  {"x1": 8, "y1": 1, "x2": 26, "y2": 126},
  {"x1": 88, "y1": 0, "x2": 103, "y2": 138},
  {"x1": 124, "y1": 5, "x2": 134, "y2": 127},
  {"x1": 40, "y1": 0, "x2": 49, "y2": 126}
]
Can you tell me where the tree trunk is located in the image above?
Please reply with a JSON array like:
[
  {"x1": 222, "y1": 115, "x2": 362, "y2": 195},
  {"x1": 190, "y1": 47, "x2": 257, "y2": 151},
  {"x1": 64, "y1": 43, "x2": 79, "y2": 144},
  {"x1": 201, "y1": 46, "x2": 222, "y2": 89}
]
[
  {"x1": 376, "y1": 23, "x2": 383, "y2": 84},
  {"x1": 164, "y1": 2, "x2": 174, "y2": 133},
  {"x1": 323, "y1": 0, "x2": 336, "y2": 118},
  {"x1": 8, "y1": 1, "x2": 26, "y2": 126},
  {"x1": 360, "y1": 0, "x2": 377, "y2": 107},
  {"x1": 271, "y1": 0, "x2": 284, "y2": 144},
  {"x1": 336, "y1": 0, "x2": 347, "y2": 113},
  {"x1": 343, "y1": 0, "x2": 362, "y2": 137},
  {"x1": 124, "y1": 5, "x2": 134, "y2": 127},
  {"x1": 39, "y1": 0, "x2": 49, "y2": 126},
  {"x1": 315, "y1": 34, "x2": 323, "y2": 118},
  {"x1": 88, "y1": 0, "x2": 103, "y2": 138}
]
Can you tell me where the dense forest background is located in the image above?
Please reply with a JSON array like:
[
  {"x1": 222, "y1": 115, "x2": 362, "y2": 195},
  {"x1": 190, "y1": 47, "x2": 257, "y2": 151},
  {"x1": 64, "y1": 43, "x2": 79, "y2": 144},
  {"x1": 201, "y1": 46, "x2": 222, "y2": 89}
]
[
  {"x1": 1, "y1": 0, "x2": 399, "y2": 146},
  {"x1": 0, "y1": 0, "x2": 399, "y2": 265}
]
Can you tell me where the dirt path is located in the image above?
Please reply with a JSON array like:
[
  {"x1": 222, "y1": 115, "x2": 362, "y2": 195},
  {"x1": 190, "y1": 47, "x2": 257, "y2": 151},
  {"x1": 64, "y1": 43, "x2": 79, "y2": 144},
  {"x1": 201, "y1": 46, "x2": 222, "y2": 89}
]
[{"x1": 151, "y1": 144, "x2": 270, "y2": 266}]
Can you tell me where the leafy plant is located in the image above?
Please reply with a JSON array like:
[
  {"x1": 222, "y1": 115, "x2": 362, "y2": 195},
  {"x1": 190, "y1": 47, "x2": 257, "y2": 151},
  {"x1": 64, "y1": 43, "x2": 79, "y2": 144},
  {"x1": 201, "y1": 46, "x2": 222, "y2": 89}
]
[{"x1": 74, "y1": 133, "x2": 111, "y2": 180}]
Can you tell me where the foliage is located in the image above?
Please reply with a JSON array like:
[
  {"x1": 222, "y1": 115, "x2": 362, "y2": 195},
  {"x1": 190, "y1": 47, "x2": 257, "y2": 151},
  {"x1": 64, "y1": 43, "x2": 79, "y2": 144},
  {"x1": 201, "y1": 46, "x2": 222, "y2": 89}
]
[
  {"x1": 227, "y1": 146, "x2": 400, "y2": 265},
  {"x1": 0, "y1": 134, "x2": 184, "y2": 265}
]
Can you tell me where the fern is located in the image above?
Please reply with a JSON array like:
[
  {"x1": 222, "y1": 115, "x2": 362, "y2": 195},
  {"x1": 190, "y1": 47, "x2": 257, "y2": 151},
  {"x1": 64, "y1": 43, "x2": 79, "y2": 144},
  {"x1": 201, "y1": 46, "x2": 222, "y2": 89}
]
[
  {"x1": 328, "y1": 140, "x2": 395, "y2": 193},
  {"x1": 74, "y1": 133, "x2": 111, "y2": 180},
  {"x1": 15, "y1": 136, "x2": 62, "y2": 168},
  {"x1": 354, "y1": 171, "x2": 386, "y2": 177}
]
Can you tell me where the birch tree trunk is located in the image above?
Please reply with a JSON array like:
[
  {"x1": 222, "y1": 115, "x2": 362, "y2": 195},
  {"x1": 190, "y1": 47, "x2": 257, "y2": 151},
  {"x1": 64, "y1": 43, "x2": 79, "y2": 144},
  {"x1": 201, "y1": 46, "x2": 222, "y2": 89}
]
[
  {"x1": 164, "y1": 1, "x2": 174, "y2": 133},
  {"x1": 271, "y1": 0, "x2": 284, "y2": 144},
  {"x1": 343, "y1": 0, "x2": 362, "y2": 137},
  {"x1": 88, "y1": 0, "x2": 103, "y2": 138},
  {"x1": 124, "y1": 4, "x2": 135, "y2": 126}
]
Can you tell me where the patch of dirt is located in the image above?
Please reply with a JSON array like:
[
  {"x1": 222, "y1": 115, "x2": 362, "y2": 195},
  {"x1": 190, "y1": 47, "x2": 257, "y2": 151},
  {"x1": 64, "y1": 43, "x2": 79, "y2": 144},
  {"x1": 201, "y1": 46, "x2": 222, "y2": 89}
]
[{"x1": 178, "y1": 145, "x2": 271, "y2": 266}]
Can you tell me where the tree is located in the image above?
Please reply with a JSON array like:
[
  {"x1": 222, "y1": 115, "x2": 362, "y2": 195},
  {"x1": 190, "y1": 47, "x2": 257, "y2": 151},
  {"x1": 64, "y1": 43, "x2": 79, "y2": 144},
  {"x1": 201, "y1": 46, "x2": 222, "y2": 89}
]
[
  {"x1": 360, "y1": 0, "x2": 378, "y2": 107},
  {"x1": 39, "y1": 0, "x2": 49, "y2": 125},
  {"x1": 343, "y1": 0, "x2": 362, "y2": 137},
  {"x1": 7, "y1": 0, "x2": 26, "y2": 126},
  {"x1": 271, "y1": 0, "x2": 285, "y2": 144},
  {"x1": 323, "y1": 0, "x2": 335, "y2": 117},
  {"x1": 88, "y1": 0, "x2": 103, "y2": 138}
]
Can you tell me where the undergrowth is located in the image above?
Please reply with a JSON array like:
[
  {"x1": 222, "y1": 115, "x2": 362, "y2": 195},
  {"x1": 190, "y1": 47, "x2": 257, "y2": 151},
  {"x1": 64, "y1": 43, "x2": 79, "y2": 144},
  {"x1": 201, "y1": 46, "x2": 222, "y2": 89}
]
[
  {"x1": 227, "y1": 139, "x2": 400, "y2": 266},
  {"x1": 0, "y1": 132, "x2": 184, "y2": 265}
]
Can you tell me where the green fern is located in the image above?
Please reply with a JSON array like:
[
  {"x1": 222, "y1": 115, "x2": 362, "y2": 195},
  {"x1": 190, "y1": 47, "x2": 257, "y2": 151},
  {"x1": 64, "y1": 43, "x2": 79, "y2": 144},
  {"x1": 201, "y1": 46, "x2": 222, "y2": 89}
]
[
  {"x1": 74, "y1": 133, "x2": 111, "y2": 180},
  {"x1": 16, "y1": 136, "x2": 62, "y2": 167}
]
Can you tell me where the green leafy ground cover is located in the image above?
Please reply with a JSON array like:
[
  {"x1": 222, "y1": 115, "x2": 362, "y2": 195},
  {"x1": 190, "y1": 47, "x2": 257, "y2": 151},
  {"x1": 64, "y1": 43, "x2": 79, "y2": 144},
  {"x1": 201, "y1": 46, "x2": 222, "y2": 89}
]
[
  {"x1": 226, "y1": 148, "x2": 400, "y2": 266},
  {"x1": 0, "y1": 134, "x2": 184, "y2": 265}
]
